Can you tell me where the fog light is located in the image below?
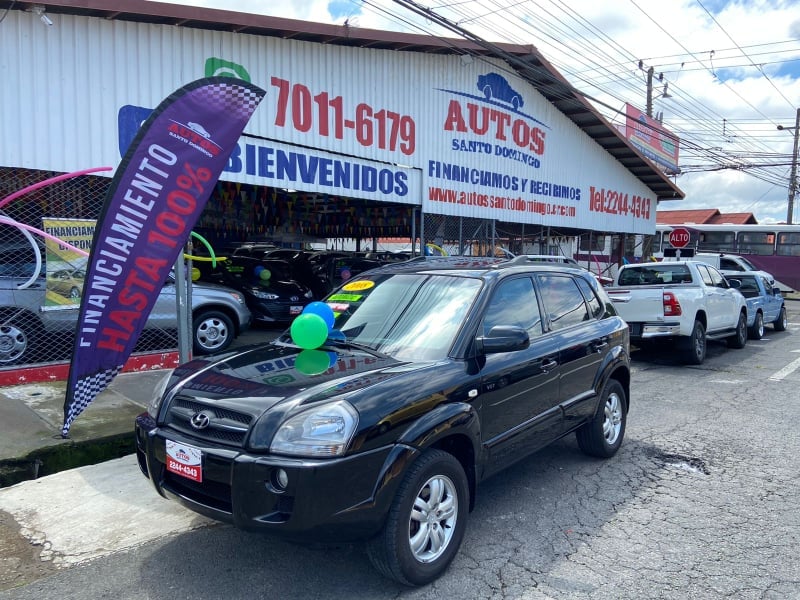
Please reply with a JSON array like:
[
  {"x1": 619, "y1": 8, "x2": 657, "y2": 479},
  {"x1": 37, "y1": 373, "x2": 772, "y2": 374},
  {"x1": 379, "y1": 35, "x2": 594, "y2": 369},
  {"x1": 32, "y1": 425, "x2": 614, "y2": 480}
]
[{"x1": 271, "y1": 468, "x2": 289, "y2": 491}]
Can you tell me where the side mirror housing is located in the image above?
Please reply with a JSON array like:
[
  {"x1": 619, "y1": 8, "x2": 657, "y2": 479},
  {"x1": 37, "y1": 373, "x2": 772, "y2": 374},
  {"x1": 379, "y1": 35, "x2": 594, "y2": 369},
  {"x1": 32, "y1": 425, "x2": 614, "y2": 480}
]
[{"x1": 476, "y1": 325, "x2": 530, "y2": 354}]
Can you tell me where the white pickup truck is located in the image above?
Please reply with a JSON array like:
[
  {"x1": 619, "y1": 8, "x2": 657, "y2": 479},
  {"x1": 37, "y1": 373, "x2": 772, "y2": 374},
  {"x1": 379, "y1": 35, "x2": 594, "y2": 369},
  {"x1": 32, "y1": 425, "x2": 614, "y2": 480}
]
[{"x1": 606, "y1": 260, "x2": 748, "y2": 364}]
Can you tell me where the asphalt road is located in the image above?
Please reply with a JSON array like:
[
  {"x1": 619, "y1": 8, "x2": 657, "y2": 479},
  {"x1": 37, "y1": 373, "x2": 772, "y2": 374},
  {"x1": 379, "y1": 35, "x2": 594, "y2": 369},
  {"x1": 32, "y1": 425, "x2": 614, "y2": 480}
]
[{"x1": 1, "y1": 302, "x2": 799, "y2": 599}]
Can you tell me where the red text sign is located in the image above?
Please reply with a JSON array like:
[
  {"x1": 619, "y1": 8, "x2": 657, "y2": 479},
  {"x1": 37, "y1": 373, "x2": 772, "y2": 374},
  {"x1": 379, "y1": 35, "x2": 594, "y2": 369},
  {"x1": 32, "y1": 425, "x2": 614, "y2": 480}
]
[{"x1": 669, "y1": 227, "x2": 691, "y2": 248}]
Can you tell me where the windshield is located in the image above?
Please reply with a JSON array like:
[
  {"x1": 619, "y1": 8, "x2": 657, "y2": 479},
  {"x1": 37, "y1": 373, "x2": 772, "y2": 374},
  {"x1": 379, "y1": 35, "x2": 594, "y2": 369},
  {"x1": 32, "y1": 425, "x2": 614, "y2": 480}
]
[
  {"x1": 738, "y1": 256, "x2": 759, "y2": 270},
  {"x1": 297, "y1": 273, "x2": 483, "y2": 361}
]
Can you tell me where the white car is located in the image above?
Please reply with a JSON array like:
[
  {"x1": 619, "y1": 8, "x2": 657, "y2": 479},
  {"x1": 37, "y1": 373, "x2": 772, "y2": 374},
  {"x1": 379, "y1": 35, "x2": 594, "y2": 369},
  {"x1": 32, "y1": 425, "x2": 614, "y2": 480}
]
[{"x1": 1, "y1": 247, "x2": 252, "y2": 365}]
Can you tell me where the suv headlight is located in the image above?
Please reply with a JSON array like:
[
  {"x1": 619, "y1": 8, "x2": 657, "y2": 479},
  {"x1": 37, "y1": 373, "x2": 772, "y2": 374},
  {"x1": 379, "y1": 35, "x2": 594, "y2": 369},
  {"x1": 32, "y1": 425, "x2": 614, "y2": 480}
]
[
  {"x1": 270, "y1": 400, "x2": 358, "y2": 457},
  {"x1": 228, "y1": 291, "x2": 246, "y2": 305},
  {"x1": 248, "y1": 287, "x2": 280, "y2": 300},
  {"x1": 147, "y1": 369, "x2": 175, "y2": 419}
]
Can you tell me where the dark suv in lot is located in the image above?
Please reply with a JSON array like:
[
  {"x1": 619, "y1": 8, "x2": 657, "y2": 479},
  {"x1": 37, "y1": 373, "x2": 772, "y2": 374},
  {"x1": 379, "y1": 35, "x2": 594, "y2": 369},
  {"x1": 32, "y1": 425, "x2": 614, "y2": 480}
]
[{"x1": 135, "y1": 256, "x2": 631, "y2": 586}]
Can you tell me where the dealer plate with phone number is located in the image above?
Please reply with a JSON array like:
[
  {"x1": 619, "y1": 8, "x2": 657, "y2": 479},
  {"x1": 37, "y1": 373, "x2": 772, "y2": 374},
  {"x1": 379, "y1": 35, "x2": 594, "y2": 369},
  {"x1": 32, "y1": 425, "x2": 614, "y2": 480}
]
[{"x1": 166, "y1": 439, "x2": 203, "y2": 483}]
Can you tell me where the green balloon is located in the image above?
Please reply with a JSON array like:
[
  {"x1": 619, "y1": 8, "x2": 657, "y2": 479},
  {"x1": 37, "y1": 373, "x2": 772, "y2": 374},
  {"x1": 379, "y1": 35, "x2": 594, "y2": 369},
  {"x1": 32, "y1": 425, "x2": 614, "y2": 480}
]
[
  {"x1": 260, "y1": 269, "x2": 271, "y2": 281},
  {"x1": 290, "y1": 313, "x2": 328, "y2": 350},
  {"x1": 295, "y1": 350, "x2": 331, "y2": 375}
]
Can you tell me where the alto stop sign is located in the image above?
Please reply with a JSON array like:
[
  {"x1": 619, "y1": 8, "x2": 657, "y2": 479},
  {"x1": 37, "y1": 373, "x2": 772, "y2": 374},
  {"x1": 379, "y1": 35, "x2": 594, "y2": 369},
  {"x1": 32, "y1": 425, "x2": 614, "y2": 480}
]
[{"x1": 669, "y1": 227, "x2": 691, "y2": 248}]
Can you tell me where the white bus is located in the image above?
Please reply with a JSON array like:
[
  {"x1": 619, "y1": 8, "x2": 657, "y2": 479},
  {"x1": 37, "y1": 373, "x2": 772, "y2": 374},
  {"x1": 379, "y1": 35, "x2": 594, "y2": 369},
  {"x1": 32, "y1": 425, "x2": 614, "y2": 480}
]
[{"x1": 654, "y1": 223, "x2": 800, "y2": 292}]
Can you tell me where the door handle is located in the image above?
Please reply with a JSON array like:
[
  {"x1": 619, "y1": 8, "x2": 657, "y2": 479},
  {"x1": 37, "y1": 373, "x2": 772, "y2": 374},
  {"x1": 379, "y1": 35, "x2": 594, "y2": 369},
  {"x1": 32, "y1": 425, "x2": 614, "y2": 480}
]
[
  {"x1": 539, "y1": 358, "x2": 558, "y2": 373},
  {"x1": 592, "y1": 340, "x2": 608, "y2": 353}
]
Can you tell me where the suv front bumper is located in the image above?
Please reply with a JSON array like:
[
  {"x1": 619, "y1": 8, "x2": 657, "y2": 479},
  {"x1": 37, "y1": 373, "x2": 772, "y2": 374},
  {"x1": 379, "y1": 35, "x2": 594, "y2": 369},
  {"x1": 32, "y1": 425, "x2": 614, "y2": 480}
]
[{"x1": 134, "y1": 413, "x2": 418, "y2": 543}]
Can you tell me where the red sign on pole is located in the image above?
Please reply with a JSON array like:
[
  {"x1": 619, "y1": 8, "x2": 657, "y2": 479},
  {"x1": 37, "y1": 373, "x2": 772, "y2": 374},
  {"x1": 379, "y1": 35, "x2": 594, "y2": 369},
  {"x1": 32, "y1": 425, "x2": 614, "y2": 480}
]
[{"x1": 668, "y1": 227, "x2": 691, "y2": 248}]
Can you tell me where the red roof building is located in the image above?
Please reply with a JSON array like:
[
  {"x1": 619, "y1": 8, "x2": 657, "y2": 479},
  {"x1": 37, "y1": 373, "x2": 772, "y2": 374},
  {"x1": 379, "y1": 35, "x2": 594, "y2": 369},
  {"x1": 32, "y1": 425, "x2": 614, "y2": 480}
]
[{"x1": 657, "y1": 209, "x2": 758, "y2": 225}]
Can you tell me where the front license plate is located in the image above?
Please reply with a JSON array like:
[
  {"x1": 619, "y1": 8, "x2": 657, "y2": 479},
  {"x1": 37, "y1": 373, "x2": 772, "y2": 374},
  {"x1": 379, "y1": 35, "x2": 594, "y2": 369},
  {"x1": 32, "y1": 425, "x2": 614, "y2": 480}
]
[
  {"x1": 290, "y1": 305, "x2": 303, "y2": 315},
  {"x1": 165, "y1": 439, "x2": 203, "y2": 483}
]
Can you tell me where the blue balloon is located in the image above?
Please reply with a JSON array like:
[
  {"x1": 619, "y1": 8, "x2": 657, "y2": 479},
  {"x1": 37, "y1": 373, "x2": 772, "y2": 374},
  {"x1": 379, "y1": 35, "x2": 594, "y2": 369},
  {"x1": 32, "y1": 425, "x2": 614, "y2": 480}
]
[
  {"x1": 254, "y1": 265, "x2": 265, "y2": 277},
  {"x1": 302, "y1": 301, "x2": 335, "y2": 330},
  {"x1": 327, "y1": 352, "x2": 338, "y2": 367}
]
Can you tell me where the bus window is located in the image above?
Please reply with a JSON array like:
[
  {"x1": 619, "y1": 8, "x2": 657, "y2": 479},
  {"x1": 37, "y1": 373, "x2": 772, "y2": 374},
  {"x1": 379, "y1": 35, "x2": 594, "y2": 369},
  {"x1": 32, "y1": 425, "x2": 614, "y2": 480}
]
[
  {"x1": 698, "y1": 231, "x2": 735, "y2": 252},
  {"x1": 737, "y1": 232, "x2": 774, "y2": 255},
  {"x1": 777, "y1": 232, "x2": 800, "y2": 256}
]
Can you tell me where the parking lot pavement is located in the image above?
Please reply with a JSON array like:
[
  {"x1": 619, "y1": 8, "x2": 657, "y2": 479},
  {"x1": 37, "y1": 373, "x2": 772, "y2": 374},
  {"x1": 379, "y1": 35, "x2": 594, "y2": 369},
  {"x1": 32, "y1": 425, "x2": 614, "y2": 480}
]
[
  {"x1": 0, "y1": 324, "x2": 284, "y2": 486},
  {"x1": 0, "y1": 302, "x2": 800, "y2": 598}
]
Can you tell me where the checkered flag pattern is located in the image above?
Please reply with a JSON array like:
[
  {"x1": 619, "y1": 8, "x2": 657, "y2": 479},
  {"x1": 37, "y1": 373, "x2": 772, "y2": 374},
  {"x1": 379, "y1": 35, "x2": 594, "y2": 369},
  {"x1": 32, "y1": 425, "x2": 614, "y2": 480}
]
[
  {"x1": 202, "y1": 81, "x2": 264, "y2": 119},
  {"x1": 61, "y1": 365, "x2": 123, "y2": 437}
]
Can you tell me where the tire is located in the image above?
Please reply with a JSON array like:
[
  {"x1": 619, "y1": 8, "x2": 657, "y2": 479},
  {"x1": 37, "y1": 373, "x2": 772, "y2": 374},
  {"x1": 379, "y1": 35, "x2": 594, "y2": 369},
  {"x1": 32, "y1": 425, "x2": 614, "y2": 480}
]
[
  {"x1": 576, "y1": 379, "x2": 627, "y2": 458},
  {"x1": 748, "y1": 311, "x2": 764, "y2": 340},
  {"x1": 0, "y1": 314, "x2": 41, "y2": 365},
  {"x1": 69, "y1": 287, "x2": 81, "y2": 299},
  {"x1": 681, "y1": 320, "x2": 706, "y2": 365},
  {"x1": 773, "y1": 306, "x2": 787, "y2": 332},
  {"x1": 727, "y1": 312, "x2": 747, "y2": 349},
  {"x1": 192, "y1": 310, "x2": 234, "y2": 355},
  {"x1": 366, "y1": 449, "x2": 469, "y2": 587}
]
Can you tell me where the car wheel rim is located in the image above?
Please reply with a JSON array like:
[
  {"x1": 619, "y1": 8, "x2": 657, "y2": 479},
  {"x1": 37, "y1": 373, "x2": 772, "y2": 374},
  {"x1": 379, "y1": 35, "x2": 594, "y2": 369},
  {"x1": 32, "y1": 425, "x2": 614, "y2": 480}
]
[
  {"x1": 757, "y1": 315, "x2": 764, "y2": 337},
  {"x1": 0, "y1": 325, "x2": 27, "y2": 363},
  {"x1": 603, "y1": 391, "x2": 623, "y2": 445},
  {"x1": 197, "y1": 319, "x2": 228, "y2": 350},
  {"x1": 408, "y1": 474, "x2": 458, "y2": 564},
  {"x1": 694, "y1": 327, "x2": 705, "y2": 358}
]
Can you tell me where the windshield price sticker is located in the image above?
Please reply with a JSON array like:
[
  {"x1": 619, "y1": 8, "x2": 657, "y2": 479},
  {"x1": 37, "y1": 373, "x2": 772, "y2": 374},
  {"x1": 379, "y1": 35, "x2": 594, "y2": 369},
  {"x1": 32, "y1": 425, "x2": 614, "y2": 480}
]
[
  {"x1": 342, "y1": 280, "x2": 375, "y2": 292},
  {"x1": 329, "y1": 293, "x2": 363, "y2": 302},
  {"x1": 166, "y1": 439, "x2": 203, "y2": 483}
]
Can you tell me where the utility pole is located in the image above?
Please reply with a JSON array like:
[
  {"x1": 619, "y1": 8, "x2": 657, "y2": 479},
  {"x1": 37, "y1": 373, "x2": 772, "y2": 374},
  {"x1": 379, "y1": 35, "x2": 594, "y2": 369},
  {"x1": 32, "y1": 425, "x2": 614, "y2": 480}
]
[
  {"x1": 646, "y1": 66, "x2": 654, "y2": 117},
  {"x1": 778, "y1": 108, "x2": 800, "y2": 225},
  {"x1": 641, "y1": 64, "x2": 656, "y2": 260}
]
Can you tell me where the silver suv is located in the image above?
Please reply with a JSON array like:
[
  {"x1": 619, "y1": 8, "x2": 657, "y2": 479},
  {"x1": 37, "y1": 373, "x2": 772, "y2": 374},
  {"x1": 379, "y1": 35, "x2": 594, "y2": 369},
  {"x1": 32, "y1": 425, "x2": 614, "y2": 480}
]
[{"x1": 0, "y1": 245, "x2": 252, "y2": 365}]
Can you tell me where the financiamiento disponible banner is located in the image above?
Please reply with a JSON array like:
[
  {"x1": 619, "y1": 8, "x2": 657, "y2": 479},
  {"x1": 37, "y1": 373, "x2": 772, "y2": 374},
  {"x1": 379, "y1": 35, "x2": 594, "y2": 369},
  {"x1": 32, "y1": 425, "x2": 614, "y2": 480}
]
[{"x1": 62, "y1": 77, "x2": 265, "y2": 437}]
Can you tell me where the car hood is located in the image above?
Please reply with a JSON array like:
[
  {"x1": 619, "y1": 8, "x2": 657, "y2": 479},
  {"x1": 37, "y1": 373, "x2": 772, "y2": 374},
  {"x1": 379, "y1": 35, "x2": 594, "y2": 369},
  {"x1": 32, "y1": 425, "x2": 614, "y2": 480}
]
[
  {"x1": 166, "y1": 342, "x2": 422, "y2": 413},
  {"x1": 243, "y1": 279, "x2": 310, "y2": 295}
]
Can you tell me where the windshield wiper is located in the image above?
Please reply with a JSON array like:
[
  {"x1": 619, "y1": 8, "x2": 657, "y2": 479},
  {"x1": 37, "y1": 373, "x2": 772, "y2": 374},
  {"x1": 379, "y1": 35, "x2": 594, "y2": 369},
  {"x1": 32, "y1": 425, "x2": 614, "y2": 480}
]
[{"x1": 323, "y1": 336, "x2": 390, "y2": 358}]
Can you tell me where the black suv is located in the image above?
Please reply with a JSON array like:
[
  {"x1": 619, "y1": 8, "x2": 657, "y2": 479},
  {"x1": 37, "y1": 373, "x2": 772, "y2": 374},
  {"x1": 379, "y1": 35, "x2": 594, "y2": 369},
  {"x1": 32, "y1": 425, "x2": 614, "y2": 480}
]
[{"x1": 135, "y1": 257, "x2": 631, "y2": 586}]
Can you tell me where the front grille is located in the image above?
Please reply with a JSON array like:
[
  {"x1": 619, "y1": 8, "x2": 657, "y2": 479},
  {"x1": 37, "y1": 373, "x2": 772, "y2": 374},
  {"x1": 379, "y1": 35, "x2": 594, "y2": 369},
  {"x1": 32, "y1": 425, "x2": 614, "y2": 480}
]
[
  {"x1": 164, "y1": 471, "x2": 233, "y2": 513},
  {"x1": 165, "y1": 397, "x2": 254, "y2": 447},
  {"x1": 254, "y1": 300, "x2": 295, "y2": 321}
]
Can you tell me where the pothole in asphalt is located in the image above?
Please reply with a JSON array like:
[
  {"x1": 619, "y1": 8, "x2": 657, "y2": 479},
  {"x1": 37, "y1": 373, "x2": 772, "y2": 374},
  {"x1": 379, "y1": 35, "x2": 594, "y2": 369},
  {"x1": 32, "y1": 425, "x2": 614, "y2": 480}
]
[{"x1": 652, "y1": 452, "x2": 710, "y2": 475}]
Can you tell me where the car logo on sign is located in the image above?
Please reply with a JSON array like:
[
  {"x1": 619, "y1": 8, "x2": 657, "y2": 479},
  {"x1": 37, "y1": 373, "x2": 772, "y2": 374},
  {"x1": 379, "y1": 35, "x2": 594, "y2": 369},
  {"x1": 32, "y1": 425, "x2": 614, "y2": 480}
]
[{"x1": 190, "y1": 411, "x2": 213, "y2": 430}]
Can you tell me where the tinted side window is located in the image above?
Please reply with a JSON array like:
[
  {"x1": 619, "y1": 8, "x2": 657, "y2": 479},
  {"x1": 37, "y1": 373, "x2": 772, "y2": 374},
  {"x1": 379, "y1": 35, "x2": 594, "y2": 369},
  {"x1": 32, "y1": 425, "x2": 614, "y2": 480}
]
[
  {"x1": 761, "y1": 276, "x2": 774, "y2": 296},
  {"x1": 537, "y1": 275, "x2": 590, "y2": 330},
  {"x1": 720, "y1": 258, "x2": 744, "y2": 272},
  {"x1": 707, "y1": 266, "x2": 727, "y2": 288},
  {"x1": 575, "y1": 277, "x2": 603, "y2": 319},
  {"x1": 482, "y1": 277, "x2": 542, "y2": 338},
  {"x1": 697, "y1": 264, "x2": 714, "y2": 286}
]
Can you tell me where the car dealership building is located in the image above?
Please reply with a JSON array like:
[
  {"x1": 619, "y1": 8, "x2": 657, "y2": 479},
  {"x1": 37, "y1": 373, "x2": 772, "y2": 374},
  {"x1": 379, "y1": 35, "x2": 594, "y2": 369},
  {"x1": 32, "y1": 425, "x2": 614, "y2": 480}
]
[{"x1": 0, "y1": 0, "x2": 683, "y2": 380}]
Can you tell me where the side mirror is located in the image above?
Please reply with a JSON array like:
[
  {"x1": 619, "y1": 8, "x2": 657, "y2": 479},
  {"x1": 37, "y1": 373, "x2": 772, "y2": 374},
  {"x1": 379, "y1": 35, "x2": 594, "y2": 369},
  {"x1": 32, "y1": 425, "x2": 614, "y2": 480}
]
[
  {"x1": 773, "y1": 287, "x2": 782, "y2": 295},
  {"x1": 728, "y1": 279, "x2": 740, "y2": 289},
  {"x1": 476, "y1": 325, "x2": 530, "y2": 354}
]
